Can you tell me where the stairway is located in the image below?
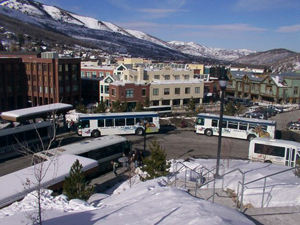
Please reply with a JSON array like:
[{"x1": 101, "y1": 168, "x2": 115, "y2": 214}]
[{"x1": 173, "y1": 178, "x2": 237, "y2": 209}]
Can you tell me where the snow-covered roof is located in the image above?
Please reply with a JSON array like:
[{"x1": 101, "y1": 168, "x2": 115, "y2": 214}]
[{"x1": 151, "y1": 79, "x2": 202, "y2": 84}]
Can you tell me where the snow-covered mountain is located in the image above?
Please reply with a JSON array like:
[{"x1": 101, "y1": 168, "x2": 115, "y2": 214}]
[
  {"x1": 0, "y1": 0, "x2": 298, "y2": 71},
  {"x1": 168, "y1": 41, "x2": 256, "y2": 61}
]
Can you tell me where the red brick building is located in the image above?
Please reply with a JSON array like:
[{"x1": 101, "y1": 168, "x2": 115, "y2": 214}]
[
  {"x1": 109, "y1": 81, "x2": 150, "y2": 110},
  {"x1": 0, "y1": 52, "x2": 81, "y2": 111}
]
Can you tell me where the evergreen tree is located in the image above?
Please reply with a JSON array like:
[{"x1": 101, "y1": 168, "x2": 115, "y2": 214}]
[
  {"x1": 18, "y1": 33, "x2": 25, "y2": 51},
  {"x1": 95, "y1": 100, "x2": 107, "y2": 113},
  {"x1": 0, "y1": 41, "x2": 5, "y2": 51},
  {"x1": 76, "y1": 104, "x2": 87, "y2": 113},
  {"x1": 141, "y1": 139, "x2": 170, "y2": 181},
  {"x1": 63, "y1": 159, "x2": 94, "y2": 201},
  {"x1": 135, "y1": 101, "x2": 144, "y2": 112},
  {"x1": 111, "y1": 100, "x2": 127, "y2": 112},
  {"x1": 224, "y1": 100, "x2": 236, "y2": 116},
  {"x1": 144, "y1": 97, "x2": 150, "y2": 107},
  {"x1": 187, "y1": 97, "x2": 196, "y2": 112}
]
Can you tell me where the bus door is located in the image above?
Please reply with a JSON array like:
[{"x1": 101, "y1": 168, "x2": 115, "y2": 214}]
[{"x1": 285, "y1": 148, "x2": 296, "y2": 167}]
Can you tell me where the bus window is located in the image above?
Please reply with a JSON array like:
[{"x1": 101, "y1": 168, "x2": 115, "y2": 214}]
[
  {"x1": 80, "y1": 120, "x2": 90, "y2": 128},
  {"x1": 126, "y1": 118, "x2": 135, "y2": 126},
  {"x1": 105, "y1": 119, "x2": 114, "y2": 127},
  {"x1": 196, "y1": 118, "x2": 204, "y2": 125},
  {"x1": 115, "y1": 118, "x2": 125, "y2": 126},
  {"x1": 228, "y1": 122, "x2": 238, "y2": 129},
  {"x1": 98, "y1": 119, "x2": 105, "y2": 127},
  {"x1": 239, "y1": 122, "x2": 248, "y2": 131},
  {"x1": 221, "y1": 121, "x2": 227, "y2": 128},
  {"x1": 212, "y1": 120, "x2": 218, "y2": 127}
]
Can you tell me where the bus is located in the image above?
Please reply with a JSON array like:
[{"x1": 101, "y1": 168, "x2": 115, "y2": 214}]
[
  {"x1": 77, "y1": 112, "x2": 160, "y2": 137},
  {"x1": 33, "y1": 135, "x2": 131, "y2": 173},
  {"x1": 248, "y1": 137, "x2": 300, "y2": 167},
  {"x1": 144, "y1": 105, "x2": 172, "y2": 117},
  {"x1": 0, "y1": 154, "x2": 98, "y2": 209},
  {"x1": 195, "y1": 113, "x2": 276, "y2": 141},
  {"x1": 0, "y1": 121, "x2": 54, "y2": 161}
]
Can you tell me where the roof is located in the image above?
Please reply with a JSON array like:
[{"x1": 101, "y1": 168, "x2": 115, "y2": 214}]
[
  {"x1": 79, "y1": 111, "x2": 159, "y2": 119},
  {"x1": 230, "y1": 71, "x2": 264, "y2": 82},
  {"x1": 1, "y1": 103, "x2": 73, "y2": 122}
]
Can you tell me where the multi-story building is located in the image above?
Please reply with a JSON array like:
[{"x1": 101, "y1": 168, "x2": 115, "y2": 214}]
[
  {"x1": 0, "y1": 51, "x2": 81, "y2": 109},
  {"x1": 109, "y1": 81, "x2": 150, "y2": 110},
  {"x1": 0, "y1": 58, "x2": 27, "y2": 112}
]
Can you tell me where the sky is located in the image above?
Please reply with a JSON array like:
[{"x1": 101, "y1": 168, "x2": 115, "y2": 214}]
[
  {"x1": 35, "y1": 0, "x2": 300, "y2": 52},
  {"x1": 2, "y1": 158, "x2": 300, "y2": 225}
]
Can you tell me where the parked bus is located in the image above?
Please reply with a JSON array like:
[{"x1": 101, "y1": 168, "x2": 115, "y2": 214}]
[
  {"x1": 0, "y1": 154, "x2": 98, "y2": 209},
  {"x1": 195, "y1": 113, "x2": 276, "y2": 141},
  {"x1": 0, "y1": 121, "x2": 54, "y2": 161},
  {"x1": 143, "y1": 105, "x2": 172, "y2": 117},
  {"x1": 249, "y1": 137, "x2": 300, "y2": 167},
  {"x1": 33, "y1": 135, "x2": 131, "y2": 173},
  {"x1": 77, "y1": 112, "x2": 160, "y2": 137}
]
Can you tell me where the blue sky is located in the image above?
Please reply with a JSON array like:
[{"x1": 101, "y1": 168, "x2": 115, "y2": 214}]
[{"x1": 37, "y1": 0, "x2": 300, "y2": 52}]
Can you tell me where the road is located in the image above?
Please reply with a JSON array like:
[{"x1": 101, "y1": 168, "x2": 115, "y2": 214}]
[{"x1": 0, "y1": 109, "x2": 299, "y2": 177}]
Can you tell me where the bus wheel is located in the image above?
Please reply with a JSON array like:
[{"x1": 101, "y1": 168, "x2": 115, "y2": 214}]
[
  {"x1": 265, "y1": 160, "x2": 272, "y2": 164},
  {"x1": 205, "y1": 129, "x2": 213, "y2": 136},
  {"x1": 135, "y1": 128, "x2": 144, "y2": 136},
  {"x1": 92, "y1": 130, "x2": 100, "y2": 138},
  {"x1": 247, "y1": 134, "x2": 256, "y2": 141}
]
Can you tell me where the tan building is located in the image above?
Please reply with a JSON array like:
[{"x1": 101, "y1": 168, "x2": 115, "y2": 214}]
[
  {"x1": 150, "y1": 80, "x2": 204, "y2": 107},
  {"x1": 187, "y1": 64, "x2": 205, "y2": 74}
]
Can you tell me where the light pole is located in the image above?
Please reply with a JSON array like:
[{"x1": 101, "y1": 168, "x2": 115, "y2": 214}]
[
  {"x1": 143, "y1": 118, "x2": 147, "y2": 153},
  {"x1": 215, "y1": 67, "x2": 229, "y2": 178}
]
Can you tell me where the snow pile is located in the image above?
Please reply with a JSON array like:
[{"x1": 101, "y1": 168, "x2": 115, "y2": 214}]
[{"x1": 0, "y1": 172, "x2": 254, "y2": 225}]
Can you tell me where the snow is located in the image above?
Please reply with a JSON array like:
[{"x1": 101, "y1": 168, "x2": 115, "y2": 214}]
[{"x1": 1, "y1": 158, "x2": 299, "y2": 224}]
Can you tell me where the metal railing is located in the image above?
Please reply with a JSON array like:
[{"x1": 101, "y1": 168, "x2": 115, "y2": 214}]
[{"x1": 236, "y1": 165, "x2": 300, "y2": 210}]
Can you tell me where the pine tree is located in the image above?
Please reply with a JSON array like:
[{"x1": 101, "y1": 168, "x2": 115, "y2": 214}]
[
  {"x1": 224, "y1": 100, "x2": 236, "y2": 116},
  {"x1": 95, "y1": 99, "x2": 107, "y2": 113},
  {"x1": 144, "y1": 97, "x2": 150, "y2": 107},
  {"x1": 63, "y1": 159, "x2": 94, "y2": 201},
  {"x1": 141, "y1": 139, "x2": 170, "y2": 180},
  {"x1": 111, "y1": 100, "x2": 127, "y2": 112},
  {"x1": 76, "y1": 104, "x2": 87, "y2": 113},
  {"x1": 187, "y1": 97, "x2": 196, "y2": 112},
  {"x1": 135, "y1": 101, "x2": 144, "y2": 112}
]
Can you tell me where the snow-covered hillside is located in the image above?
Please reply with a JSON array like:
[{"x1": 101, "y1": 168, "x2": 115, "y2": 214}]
[{"x1": 168, "y1": 41, "x2": 256, "y2": 61}]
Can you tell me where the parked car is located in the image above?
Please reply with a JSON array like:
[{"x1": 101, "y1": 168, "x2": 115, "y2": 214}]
[
  {"x1": 244, "y1": 111, "x2": 266, "y2": 119},
  {"x1": 286, "y1": 121, "x2": 300, "y2": 130},
  {"x1": 267, "y1": 105, "x2": 284, "y2": 113}
]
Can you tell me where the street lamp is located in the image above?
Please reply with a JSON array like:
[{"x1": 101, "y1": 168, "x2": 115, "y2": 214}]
[{"x1": 215, "y1": 67, "x2": 229, "y2": 178}]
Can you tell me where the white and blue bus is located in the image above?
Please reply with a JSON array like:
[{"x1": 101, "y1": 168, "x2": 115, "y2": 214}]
[
  {"x1": 0, "y1": 154, "x2": 98, "y2": 209},
  {"x1": 77, "y1": 112, "x2": 160, "y2": 137},
  {"x1": 143, "y1": 105, "x2": 172, "y2": 117},
  {"x1": 195, "y1": 113, "x2": 276, "y2": 141},
  {"x1": 249, "y1": 137, "x2": 300, "y2": 167},
  {"x1": 33, "y1": 135, "x2": 131, "y2": 173},
  {"x1": 0, "y1": 122, "x2": 54, "y2": 161}
]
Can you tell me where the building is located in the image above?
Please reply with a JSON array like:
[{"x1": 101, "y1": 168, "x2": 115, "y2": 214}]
[
  {"x1": 0, "y1": 51, "x2": 81, "y2": 109},
  {"x1": 0, "y1": 58, "x2": 27, "y2": 112}
]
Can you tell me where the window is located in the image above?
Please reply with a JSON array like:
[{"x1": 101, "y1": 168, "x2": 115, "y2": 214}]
[
  {"x1": 142, "y1": 89, "x2": 146, "y2": 96},
  {"x1": 154, "y1": 75, "x2": 160, "y2": 79},
  {"x1": 126, "y1": 89, "x2": 134, "y2": 98},
  {"x1": 45, "y1": 87, "x2": 48, "y2": 93},
  {"x1": 196, "y1": 118, "x2": 205, "y2": 125},
  {"x1": 254, "y1": 143, "x2": 285, "y2": 157},
  {"x1": 66, "y1": 86, "x2": 70, "y2": 92},
  {"x1": 106, "y1": 72, "x2": 110, "y2": 76},
  {"x1": 81, "y1": 120, "x2": 90, "y2": 128},
  {"x1": 38, "y1": 64, "x2": 42, "y2": 71},
  {"x1": 97, "y1": 119, "x2": 105, "y2": 127},
  {"x1": 105, "y1": 86, "x2": 109, "y2": 94},
  {"x1": 115, "y1": 118, "x2": 125, "y2": 126},
  {"x1": 92, "y1": 72, "x2": 97, "y2": 78},
  {"x1": 164, "y1": 75, "x2": 170, "y2": 80},
  {"x1": 99, "y1": 72, "x2": 104, "y2": 77},
  {"x1": 39, "y1": 86, "x2": 43, "y2": 93},
  {"x1": 175, "y1": 88, "x2": 180, "y2": 94},
  {"x1": 184, "y1": 75, "x2": 190, "y2": 80},
  {"x1": 59, "y1": 87, "x2": 63, "y2": 93},
  {"x1": 101, "y1": 85, "x2": 104, "y2": 93},
  {"x1": 294, "y1": 87, "x2": 298, "y2": 95},
  {"x1": 59, "y1": 65, "x2": 62, "y2": 72},
  {"x1": 174, "y1": 75, "x2": 180, "y2": 80},
  {"x1": 72, "y1": 74, "x2": 77, "y2": 81},
  {"x1": 65, "y1": 64, "x2": 69, "y2": 72},
  {"x1": 72, "y1": 65, "x2": 77, "y2": 71},
  {"x1": 153, "y1": 88, "x2": 159, "y2": 96},
  {"x1": 239, "y1": 123, "x2": 248, "y2": 131},
  {"x1": 105, "y1": 119, "x2": 114, "y2": 127},
  {"x1": 126, "y1": 118, "x2": 135, "y2": 125},
  {"x1": 112, "y1": 88, "x2": 116, "y2": 96},
  {"x1": 50, "y1": 87, "x2": 53, "y2": 94},
  {"x1": 164, "y1": 88, "x2": 170, "y2": 95},
  {"x1": 27, "y1": 75, "x2": 31, "y2": 81},
  {"x1": 87, "y1": 72, "x2": 91, "y2": 78},
  {"x1": 124, "y1": 75, "x2": 128, "y2": 80},
  {"x1": 212, "y1": 120, "x2": 218, "y2": 127},
  {"x1": 228, "y1": 122, "x2": 238, "y2": 129},
  {"x1": 195, "y1": 87, "x2": 200, "y2": 93},
  {"x1": 81, "y1": 71, "x2": 85, "y2": 77},
  {"x1": 185, "y1": 87, "x2": 190, "y2": 94},
  {"x1": 73, "y1": 85, "x2": 78, "y2": 91}
]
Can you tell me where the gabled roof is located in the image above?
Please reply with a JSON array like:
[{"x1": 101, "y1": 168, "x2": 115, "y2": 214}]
[{"x1": 230, "y1": 71, "x2": 264, "y2": 82}]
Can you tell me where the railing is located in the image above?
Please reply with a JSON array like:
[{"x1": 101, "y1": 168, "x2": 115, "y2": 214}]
[{"x1": 237, "y1": 166, "x2": 300, "y2": 210}]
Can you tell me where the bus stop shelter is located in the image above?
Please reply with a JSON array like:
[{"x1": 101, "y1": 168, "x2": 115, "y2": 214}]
[{"x1": 0, "y1": 103, "x2": 73, "y2": 125}]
